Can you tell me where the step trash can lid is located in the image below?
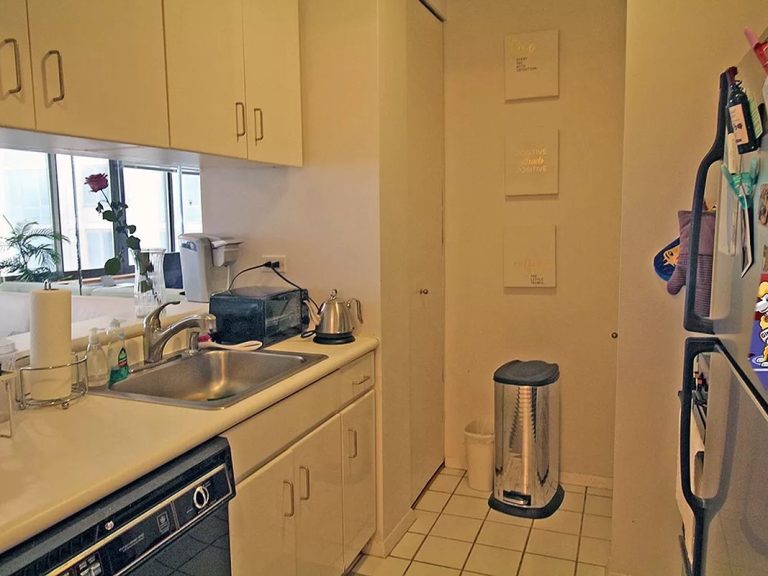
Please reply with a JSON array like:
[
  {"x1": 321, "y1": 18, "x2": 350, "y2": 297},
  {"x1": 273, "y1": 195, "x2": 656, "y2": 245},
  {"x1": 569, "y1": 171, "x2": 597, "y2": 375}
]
[{"x1": 493, "y1": 360, "x2": 559, "y2": 386}]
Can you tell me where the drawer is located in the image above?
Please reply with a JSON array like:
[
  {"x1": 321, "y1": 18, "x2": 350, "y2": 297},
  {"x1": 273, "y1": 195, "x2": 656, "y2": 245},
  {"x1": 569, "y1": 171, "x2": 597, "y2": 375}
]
[{"x1": 339, "y1": 352, "x2": 374, "y2": 404}]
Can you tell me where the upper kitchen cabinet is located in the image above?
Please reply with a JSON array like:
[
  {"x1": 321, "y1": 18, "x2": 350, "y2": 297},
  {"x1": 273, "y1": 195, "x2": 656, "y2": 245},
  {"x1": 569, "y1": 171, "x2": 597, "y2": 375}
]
[
  {"x1": 243, "y1": 0, "x2": 303, "y2": 166},
  {"x1": 164, "y1": 0, "x2": 302, "y2": 165},
  {"x1": 0, "y1": 0, "x2": 35, "y2": 130},
  {"x1": 26, "y1": 0, "x2": 169, "y2": 147},
  {"x1": 164, "y1": 0, "x2": 247, "y2": 158}
]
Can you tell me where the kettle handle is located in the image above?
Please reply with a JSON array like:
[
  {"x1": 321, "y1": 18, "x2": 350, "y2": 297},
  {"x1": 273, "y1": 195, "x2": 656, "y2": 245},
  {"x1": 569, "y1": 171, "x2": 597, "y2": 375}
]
[{"x1": 346, "y1": 298, "x2": 363, "y2": 324}]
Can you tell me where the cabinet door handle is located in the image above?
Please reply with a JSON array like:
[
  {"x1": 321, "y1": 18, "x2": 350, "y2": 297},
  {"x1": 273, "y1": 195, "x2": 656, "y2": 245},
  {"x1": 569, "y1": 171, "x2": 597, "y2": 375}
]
[
  {"x1": 253, "y1": 107, "x2": 264, "y2": 143},
  {"x1": 46, "y1": 49, "x2": 65, "y2": 103},
  {"x1": 283, "y1": 480, "x2": 295, "y2": 517},
  {"x1": 2, "y1": 38, "x2": 22, "y2": 95},
  {"x1": 299, "y1": 466, "x2": 311, "y2": 501},
  {"x1": 352, "y1": 375, "x2": 371, "y2": 387},
  {"x1": 348, "y1": 429, "x2": 358, "y2": 459},
  {"x1": 235, "y1": 102, "x2": 246, "y2": 137}
]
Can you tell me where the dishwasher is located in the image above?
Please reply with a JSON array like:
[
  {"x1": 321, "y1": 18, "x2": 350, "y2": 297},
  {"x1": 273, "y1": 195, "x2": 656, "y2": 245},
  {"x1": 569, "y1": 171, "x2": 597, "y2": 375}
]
[{"x1": 0, "y1": 437, "x2": 235, "y2": 576}]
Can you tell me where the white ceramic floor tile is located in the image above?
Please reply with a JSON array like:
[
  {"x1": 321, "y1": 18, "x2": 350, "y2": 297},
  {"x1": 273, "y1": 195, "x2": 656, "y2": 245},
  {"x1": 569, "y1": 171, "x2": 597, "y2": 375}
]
[
  {"x1": 561, "y1": 482, "x2": 586, "y2": 494},
  {"x1": 532, "y1": 509, "x2": 582, "y2": 535},
  {"x1": 525, "y1": 529, "x2": 579, "y2": 561},
  {"x1": 442, "y1": 467, "x2": 466, "y2": 477},
  {"x1": 486, "y1": 509, "x2": 533, "y2": 528},
  {"x1": 579, "y1": 537, "x2": 611, "y2": 566},
  {"x1": 430, "y1": 473, "x2": 463, "y2": 494},
  {"x1": 416, "y1": 491, "x2": 451, "y2": 513},
  {"x1": 454, "y1": 478, "x2": 492, "y2": 499},
  {"x1": 576, "y1": 563, "x2": 607, "y2": 576},
  {"x1": 391, "y1": 532, "x2": 426, "y2": 560},
  {"x1": 517, "y1": 553, "x2": 576, "y2": 576},
  {"x1": 414, "y1": 536, "x2": 473, "y2": 569},
  {"x1": 560, "y1": 490, "x2": 585, "y2": 513},
  {"x1": 584, "y1": 495, "x2": 612, "y2": 518},
  {"x1": 475, "y1": 521, "x2": 529, "y2": 551},
  {"x1": 430, "y1": 514, "x2": 483, "y2": 542},
  {"x1": 581, "y1": 514, "x2": 612, "y2": 540},
  {"x1": 405, "y1": 562, "x2": 461, "y2": 576},
  {"x1": 464, "y1": 544, "x2": 522, "y2": 576},
  {"x1": 410, "y1": 510, "x2": 440, "y2": 534},
  {"x1": 352, "y1": 554, "x2": 410, "y2": 576},
  {"x1": 443, "y1": 494, "x2": 489, "y2": 519},
  {"x1": 587, "y1": 487, "x2": 613, "y2": 498}
]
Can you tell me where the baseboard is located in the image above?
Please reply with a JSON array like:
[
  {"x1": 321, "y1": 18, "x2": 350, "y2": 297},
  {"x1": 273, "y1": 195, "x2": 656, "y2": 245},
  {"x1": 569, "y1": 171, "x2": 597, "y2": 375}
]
[
  {"x1": 445, "y1": 456, "x2": 465, "y2": 470},
  {"x1": 363, "y1": 508, "x2": 416, "y2": 557},
  {"x1": 560, "y1": 472, "x2": 613, "y2": 490}
]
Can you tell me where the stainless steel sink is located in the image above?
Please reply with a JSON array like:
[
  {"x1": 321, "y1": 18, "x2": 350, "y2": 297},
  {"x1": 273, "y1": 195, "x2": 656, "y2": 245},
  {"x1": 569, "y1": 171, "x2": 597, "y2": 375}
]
[{"x1": 90, "y1": 349, "x2": 327, "y2": 409}]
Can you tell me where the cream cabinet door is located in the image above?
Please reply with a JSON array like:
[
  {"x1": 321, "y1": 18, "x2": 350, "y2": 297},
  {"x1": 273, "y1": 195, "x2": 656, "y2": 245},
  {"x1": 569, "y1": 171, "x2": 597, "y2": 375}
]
[
  {"x1": 229, "y1": 448, "x2": 297, "y2": 576},
  {"x1": 293, "y1": 415, "x2": 344, "y2": 576},
  {"x1": 164, "y1": 0, "x2": 247, "y2": 158},
  {"x1": 341, "y1": 391, "x2": 376, "y2": 571},
  {"x1": 26, "y1": 0, "x2": 169, "y2": 147},
  {"x1": 243, "y1": 0, "x2": 303, "y2": 166},
  {"x1": 0, "y1": 0, "x2": 35, "y2": 129}
]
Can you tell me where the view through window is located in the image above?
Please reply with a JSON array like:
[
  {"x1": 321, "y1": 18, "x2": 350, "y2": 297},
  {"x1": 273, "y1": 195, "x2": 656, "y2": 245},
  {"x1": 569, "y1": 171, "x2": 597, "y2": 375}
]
[{"x1": 0, "y1": 148, "x2": 201, "y2": 280}]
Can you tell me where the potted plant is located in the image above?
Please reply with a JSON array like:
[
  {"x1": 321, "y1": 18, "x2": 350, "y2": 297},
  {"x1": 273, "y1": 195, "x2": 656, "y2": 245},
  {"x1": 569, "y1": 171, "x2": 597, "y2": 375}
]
[{"x1": 0, "y1": 217, "x2": 68, "y2": 282}]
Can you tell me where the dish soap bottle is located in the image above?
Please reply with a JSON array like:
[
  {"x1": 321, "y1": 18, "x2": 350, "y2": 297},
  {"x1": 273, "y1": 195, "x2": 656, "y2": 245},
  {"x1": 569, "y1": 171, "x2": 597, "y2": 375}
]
[
  {"x1": 85, "y1": 328, "x2": 108, "y2": 387},
  {"x1": 107, "y1": 319, "x2": 130, "y2": 384}
]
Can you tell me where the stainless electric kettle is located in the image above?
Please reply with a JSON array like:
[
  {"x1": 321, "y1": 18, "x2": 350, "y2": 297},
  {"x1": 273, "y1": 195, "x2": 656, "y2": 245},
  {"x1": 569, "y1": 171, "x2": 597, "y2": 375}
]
[{"x1": 314, "y1": 289, "x2": 363, "y2": 344}]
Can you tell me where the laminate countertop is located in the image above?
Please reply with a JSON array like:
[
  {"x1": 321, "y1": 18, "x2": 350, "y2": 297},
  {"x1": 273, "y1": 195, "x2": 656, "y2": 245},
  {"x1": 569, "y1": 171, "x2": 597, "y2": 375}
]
[{"x1": 0, "y1": 335, "x2": 378, "y2": 554}]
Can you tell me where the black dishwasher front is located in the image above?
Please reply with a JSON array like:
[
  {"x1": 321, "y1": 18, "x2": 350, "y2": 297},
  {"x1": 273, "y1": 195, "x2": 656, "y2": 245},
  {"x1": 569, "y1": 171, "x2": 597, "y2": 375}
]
[{"x1": 0, "y1": 437, "x2": 235, "y2": 576}]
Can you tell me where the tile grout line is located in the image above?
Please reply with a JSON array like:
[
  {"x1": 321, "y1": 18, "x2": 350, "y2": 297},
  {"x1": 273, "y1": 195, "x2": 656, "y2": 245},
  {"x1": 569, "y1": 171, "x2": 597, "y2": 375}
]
[{"x1": 573, "y1": 493, "x2": 586, "y2": 576}]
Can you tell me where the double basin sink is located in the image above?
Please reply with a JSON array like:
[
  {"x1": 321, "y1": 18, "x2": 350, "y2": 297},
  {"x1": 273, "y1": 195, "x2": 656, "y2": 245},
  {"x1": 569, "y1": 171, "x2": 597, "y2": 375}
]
[{"x1": 91, "y1": 349, "x2": 328, "y2": 409}]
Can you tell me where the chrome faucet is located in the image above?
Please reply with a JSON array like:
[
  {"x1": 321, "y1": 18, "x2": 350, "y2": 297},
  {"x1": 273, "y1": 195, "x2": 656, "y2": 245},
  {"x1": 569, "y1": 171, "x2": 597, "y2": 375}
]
[{"x1": 143, "y1": 302, "x2": 217, "y2": 364}]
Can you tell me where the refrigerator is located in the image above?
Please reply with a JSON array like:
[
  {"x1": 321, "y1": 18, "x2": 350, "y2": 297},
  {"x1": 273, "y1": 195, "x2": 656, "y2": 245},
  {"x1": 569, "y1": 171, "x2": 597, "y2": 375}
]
[{"x1": 677, "y1": 36, "x2": 768, "y2": 576}]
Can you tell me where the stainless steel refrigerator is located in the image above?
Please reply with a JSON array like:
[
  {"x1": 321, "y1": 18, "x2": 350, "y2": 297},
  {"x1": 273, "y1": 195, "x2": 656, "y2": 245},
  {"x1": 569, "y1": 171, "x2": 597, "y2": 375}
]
[{"x1": 677, "y1": 40, "x2": 768, "y2": 576}]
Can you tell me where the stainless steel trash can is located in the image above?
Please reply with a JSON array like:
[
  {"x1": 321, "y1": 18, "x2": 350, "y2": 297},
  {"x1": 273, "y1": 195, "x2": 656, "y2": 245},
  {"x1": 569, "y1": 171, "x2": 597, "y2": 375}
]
[{"x1": 488, "y1": 359, "x2": 564, "y2": 519}]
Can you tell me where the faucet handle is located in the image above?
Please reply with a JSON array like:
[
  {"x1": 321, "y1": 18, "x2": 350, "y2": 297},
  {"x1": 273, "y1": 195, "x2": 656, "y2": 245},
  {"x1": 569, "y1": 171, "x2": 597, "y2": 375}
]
[{"x1": 143, "y1": 301, "x2": 181, "y2": 331}]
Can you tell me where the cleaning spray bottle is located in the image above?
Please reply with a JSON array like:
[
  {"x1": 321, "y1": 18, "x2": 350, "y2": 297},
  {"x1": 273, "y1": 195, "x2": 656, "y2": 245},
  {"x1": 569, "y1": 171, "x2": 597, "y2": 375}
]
[{"x1": 107, "y1": 319, "x2": 130, "y2": 384}]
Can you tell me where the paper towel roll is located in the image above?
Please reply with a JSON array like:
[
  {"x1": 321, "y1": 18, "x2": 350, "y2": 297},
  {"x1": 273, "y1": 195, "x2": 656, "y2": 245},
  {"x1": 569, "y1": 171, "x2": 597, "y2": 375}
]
[{"x1": 29, "y1": 288, "x2": 72, "y2": 400}]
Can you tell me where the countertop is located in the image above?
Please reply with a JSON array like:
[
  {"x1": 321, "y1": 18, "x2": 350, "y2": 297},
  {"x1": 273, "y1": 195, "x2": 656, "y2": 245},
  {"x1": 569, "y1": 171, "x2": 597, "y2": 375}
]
[{"x1": 0, "y1": 334, "x2": 378, "y2": 555}]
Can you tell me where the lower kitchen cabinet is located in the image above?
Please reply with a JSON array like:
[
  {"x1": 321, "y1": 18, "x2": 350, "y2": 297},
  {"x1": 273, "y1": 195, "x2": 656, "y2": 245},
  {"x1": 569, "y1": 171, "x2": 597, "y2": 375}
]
[
  {"x1": 228, "y1": 382, "x2": 375, "y2": 576},
  {"x1": 341, "y1": 391, "x2": 376, "y2": 571},
  {"x1": 230, "y1": 449, "x2": 297, "y2": 576},
  {"x1": 295, "y1": 416, "x2": 344, "y2": 576}
]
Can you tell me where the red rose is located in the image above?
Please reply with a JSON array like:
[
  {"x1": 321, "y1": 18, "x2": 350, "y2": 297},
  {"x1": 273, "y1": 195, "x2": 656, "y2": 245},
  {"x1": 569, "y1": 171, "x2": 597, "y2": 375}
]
[{"x1": 85, "y1": 173, "x2": 109, "y2": 192}]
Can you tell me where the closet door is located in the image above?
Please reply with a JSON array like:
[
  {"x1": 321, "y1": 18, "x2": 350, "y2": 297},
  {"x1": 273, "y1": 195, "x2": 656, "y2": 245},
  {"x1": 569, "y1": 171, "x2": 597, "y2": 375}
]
[{"x1": 407, "y1": 0, "x2": 446, "y2": 502}]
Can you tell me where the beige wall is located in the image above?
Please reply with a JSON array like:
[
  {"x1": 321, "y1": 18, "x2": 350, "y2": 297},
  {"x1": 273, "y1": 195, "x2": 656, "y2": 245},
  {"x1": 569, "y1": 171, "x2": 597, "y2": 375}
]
[
  {"x1": 444, "y1": 0, "x2": 626, "y2": 479},
  {"x1": 613, "y1": 2, "x2": 768, "y2": 575}
]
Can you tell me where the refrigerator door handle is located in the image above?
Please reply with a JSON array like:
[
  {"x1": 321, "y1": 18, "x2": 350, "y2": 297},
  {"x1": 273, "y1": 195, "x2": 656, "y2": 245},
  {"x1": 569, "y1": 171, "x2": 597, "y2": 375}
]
[
  {"x1": 684, "y1": 71, "x2": 728, "y2": 335},
  {"x1": 681, "y1": 337, "x2": 715, "y2": 576}
]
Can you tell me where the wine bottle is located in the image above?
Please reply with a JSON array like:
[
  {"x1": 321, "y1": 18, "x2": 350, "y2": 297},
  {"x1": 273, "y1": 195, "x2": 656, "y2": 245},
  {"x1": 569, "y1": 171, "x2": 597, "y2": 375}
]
[{"x1": 726, "y1": 66, "x2": 760, "y2": 154}]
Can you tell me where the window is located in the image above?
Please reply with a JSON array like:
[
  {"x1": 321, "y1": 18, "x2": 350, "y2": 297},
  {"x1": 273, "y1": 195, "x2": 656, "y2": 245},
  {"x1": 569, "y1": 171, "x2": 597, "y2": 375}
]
[{"x1": 0, "y1": 147, "x2": 201, "y2": 279}]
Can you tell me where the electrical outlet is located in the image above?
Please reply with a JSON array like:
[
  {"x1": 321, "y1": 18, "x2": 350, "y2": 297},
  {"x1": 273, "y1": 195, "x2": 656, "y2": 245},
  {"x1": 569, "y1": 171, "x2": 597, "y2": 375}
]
[{"x1": 262, "y1": 255, "x2": 287, "y2": 273}]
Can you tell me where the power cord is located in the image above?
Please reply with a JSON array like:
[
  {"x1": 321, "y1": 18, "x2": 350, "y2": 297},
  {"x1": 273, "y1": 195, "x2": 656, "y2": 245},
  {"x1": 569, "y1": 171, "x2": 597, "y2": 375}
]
[
  {"x1": 227, "y1": 261, "x2": 271, "y2": 290},
  {"x1": 227, "y1": 260, "x2": 321, "y2": 313}
]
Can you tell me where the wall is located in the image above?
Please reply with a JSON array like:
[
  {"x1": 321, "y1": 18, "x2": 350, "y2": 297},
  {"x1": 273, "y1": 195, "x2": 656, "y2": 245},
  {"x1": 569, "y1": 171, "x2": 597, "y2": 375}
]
[
  {"x1": 443, "y1": 0, "x2": 626, "y2": 480},
  {"x1": 612, "y1": 2, "x2": 768, "y2": 575}
]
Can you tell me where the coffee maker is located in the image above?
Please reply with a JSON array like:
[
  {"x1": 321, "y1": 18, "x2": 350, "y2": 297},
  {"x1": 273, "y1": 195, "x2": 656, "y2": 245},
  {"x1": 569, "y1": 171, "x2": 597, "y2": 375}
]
[{"x1": 178, "y1": 234, "x2": 242, "y2": 303}]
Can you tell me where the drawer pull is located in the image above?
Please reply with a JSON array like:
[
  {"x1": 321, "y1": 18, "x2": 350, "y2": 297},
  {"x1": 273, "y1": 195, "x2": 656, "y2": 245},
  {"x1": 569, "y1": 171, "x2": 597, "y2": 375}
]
[
  {"x1": 253, "y1": 107, "x2": 264, "y2": 143},
  {"x1": 352, "y1": 375, "x2": 371, "y2": 387},
  {"x1": 299, "y1": 466, "x2": 311, "y2": 501},
  {"x1": 46, "y1": 49, "x2": 65, "y2": 102},
  {"x1": 348, "y1": 429, "x2": 358, "y2": 459},
  {"x1": 283, "y1": 480, "x2": 295, "y2": 517}
]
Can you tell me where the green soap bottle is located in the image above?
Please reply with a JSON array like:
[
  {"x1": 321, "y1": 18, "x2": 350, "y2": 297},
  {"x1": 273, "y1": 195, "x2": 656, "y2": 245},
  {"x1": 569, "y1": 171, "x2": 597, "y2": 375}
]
[{"x1": 107, "y1": 319, "x2": 130, "y2": 385}]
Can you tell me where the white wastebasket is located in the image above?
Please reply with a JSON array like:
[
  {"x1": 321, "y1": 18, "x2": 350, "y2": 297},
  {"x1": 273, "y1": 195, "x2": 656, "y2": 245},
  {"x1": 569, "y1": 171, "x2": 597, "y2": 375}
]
[{"x1": 464, "y1": 418, "x2": 494, "y2": 491}]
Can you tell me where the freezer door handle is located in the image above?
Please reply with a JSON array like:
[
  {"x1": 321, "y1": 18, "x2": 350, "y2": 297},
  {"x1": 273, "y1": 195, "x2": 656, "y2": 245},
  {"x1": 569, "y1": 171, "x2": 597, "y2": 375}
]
[
  {"x1": 683, "y1": 71, "x2": 727, "y2": 335},
  {"x1": 681, "y1": 337, "x2": 715, "y2": 576}
]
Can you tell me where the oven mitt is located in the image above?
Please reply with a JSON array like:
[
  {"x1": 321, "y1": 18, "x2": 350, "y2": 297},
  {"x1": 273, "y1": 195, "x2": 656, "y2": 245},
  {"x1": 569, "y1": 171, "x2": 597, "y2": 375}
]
[{"x1": 667, "y1": 210, "x2": 716, "y2": 316}]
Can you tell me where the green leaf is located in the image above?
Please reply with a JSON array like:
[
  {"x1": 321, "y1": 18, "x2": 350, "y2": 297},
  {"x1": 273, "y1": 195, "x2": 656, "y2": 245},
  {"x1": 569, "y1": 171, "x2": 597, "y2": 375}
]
[
  {"x1": 104, "y1": 257, "x2": 121, "y2": 275},
  {"x1": 96, "y1": 202, "x2": 103, "y2": 213},
  {"x1": 139, "y1": 279, "x2": 152, "y2": 293},
  {"x1": 127, "y1": 225, "x2": 136, "y2": 234},
  {"x1": 102, "y1": 210, "x2": 117, "y2": 222},
  {"x1": 126, "y1": 236, "x2": 141, "y2": 250}
]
